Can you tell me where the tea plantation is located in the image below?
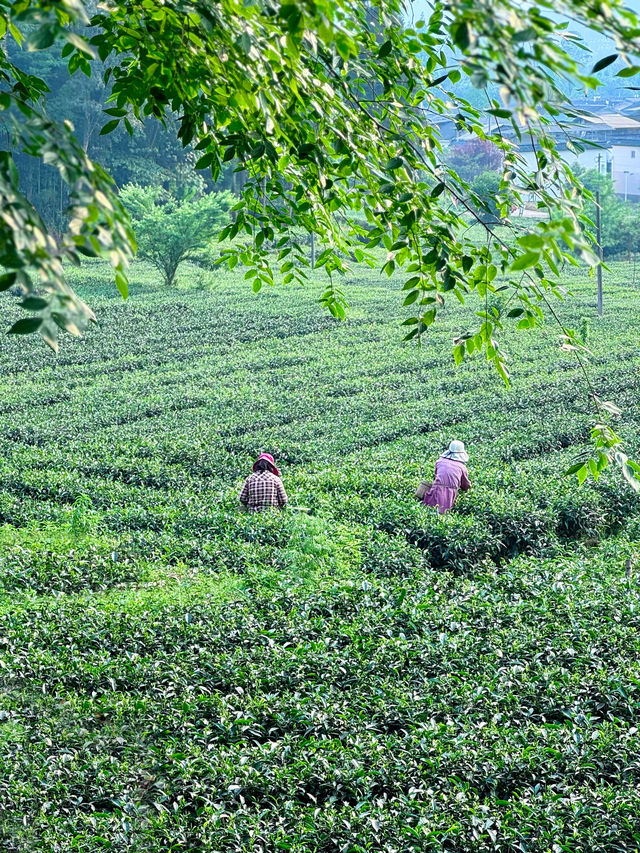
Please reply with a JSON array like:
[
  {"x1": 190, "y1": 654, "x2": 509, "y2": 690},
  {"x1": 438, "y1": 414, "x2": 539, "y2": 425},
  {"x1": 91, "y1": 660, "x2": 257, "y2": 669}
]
[{"x1": 0, "y1": 260, "x2": 639, "y2": 852}]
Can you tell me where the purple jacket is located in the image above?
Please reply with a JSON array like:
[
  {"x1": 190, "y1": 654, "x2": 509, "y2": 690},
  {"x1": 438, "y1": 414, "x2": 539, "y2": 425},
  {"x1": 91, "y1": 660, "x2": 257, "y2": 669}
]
[{"x1": 423, "y1": 458, "x2": 471, "y2": 514}]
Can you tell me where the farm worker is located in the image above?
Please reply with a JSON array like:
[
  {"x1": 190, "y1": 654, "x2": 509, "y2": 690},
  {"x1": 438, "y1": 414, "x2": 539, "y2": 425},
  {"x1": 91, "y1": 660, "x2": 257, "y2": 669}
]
[
  {"x1": 423, "y1": 440, "x2": 471, "y2": 514},
  {"x1": 239, "y1": 453, "x2": 288, "y2": 512}
]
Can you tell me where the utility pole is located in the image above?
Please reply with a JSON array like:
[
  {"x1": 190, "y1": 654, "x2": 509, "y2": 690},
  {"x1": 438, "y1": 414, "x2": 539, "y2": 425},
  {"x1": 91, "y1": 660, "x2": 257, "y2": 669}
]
[
  {"x1": 596, "y1": 195, "x2": 603, "y2": 316},
  {"x1": 596, "y1": 153, "x2": 603, "y2": 316}
]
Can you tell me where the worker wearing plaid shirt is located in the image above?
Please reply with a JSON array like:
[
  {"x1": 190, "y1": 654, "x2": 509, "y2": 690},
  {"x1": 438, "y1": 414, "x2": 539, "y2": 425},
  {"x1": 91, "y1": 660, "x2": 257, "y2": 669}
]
[{"x1": 240, "y1": 453, "x2": 288, "y2": 512}]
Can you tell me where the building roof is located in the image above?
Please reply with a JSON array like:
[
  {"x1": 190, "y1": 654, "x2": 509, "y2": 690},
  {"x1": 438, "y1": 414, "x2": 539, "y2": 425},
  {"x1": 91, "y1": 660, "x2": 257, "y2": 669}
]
[
  {"x1": 576, "y1": 113, "x2": 640, "y2": 130},
  {"x1": 573, "y1": 98, "x2": 640, "y2": 114}
]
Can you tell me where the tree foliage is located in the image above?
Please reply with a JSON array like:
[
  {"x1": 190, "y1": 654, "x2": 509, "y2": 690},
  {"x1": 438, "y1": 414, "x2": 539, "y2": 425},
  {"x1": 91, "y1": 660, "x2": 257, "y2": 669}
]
[
  {"x1": 579, "y1": 168, "x2": 640, "y2": 258},
  {"x1": 119, "y1": 185, "x2": 233, "y2": 286},
  {"x1": 1, "y1": 0, "x2": 640, "y2": 481},
  {"x1": 469, "y1": 170, "x2": 503, "y2": 222},
  {"x1": 447, "y1": 139, "x2": 503, "y2": 184}
]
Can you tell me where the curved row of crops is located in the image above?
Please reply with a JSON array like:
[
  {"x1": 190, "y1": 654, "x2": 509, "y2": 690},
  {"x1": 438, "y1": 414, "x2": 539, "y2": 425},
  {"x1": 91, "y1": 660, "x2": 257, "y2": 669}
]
[{"x1": 0, "y1": 259, "x2": 638, "y2": 851}]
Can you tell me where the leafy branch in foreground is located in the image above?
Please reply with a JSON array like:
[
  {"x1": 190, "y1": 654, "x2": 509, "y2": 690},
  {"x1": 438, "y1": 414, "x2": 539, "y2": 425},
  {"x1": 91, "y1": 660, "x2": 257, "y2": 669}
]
[
  {"x1": 0, "y1": 0, "x2": 639, "y2": 484},
  {"x1": 0, "y1": 0, "x2": 134, "y2": 349},
  {"x1": 565, "y1": 412, "x2": 640, "y2": 493}
]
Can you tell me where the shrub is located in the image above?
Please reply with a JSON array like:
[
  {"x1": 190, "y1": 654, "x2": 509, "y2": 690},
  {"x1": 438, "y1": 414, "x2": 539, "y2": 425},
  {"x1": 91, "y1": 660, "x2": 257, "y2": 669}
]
[
  {"x1": 361, "y1": 531, "x2": 423, "y2": 577},
  {"x1": 446, "y1": 138, "x2": 503, "y2": 182}
]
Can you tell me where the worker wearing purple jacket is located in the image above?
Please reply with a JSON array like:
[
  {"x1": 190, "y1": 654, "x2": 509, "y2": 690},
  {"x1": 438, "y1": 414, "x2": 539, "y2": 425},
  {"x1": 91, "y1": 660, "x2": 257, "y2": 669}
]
[{"x1": 423, "y1": 440, "x2": 471, "y2": 514}]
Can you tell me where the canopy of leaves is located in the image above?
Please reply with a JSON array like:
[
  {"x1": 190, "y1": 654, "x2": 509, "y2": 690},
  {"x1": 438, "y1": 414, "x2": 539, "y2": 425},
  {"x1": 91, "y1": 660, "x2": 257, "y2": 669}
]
[{"x1": 1, "y1": 0, "x2": 640, "y2": 482}]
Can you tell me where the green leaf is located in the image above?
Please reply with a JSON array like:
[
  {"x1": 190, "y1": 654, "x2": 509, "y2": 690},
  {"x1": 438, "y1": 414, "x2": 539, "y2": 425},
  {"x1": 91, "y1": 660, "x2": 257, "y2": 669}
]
[
  {"x1": 517, "y1": 234, "x2": 544, "y2": 249},
  {"x1": 386, "y1": 157, "x2": 403, "y2": 170},
  {"x1": 377, "y1": 40, "x2": 392, "y2": 58},
  {"x1": 236, "y1": 32, "x2": 251, "y2": 53},
  {"x1": 100, "y1": 119, "x2": 120, "y2": 136},
  {"x1": 196, "y1": 152, "x2": 215, "y2": 170},
  {"x1": 421, "y1": 309, "x2": 436, "y2": 327},
  {"x1": 622, "y1": 462, "x2": 640, "y2": 491},
  {"x1": 616, "y1": 66, "x2": 640, "y2": 77},
  {"x1": 510, "y1": 252, "x2": 540, "y2": 271},
  {"x1": 591, "y1": 54, "x2": 618, "y2": 73},
  {"x1": 66, "y1": 32, "x2": 96, "y2": 59},
  {"x1": 403, "y1": 290, "x2": 419, "y2": 306},
  {"x1": 115, "y1": 272, "x2": 129, "y2": 300},
  {"x1": 451, "y1": 21, "x2": 470, "y2": 51},
  {"x1": 8, "y1": 317, "x2": 42, "y2": 335},
  {"x1": 27, "y1": 25, "x2": 56, "y2": 51},
  {"x1": 495, "y1": 357, "x2": 510, "y2": 386},
  {"x1": 512, "y1": 27, "x2": 537, "y2": 43},
  {"x1": 599, "y1": 399, "x2": 622, "y2": 416},
  {"x1": 0, "y1": 272, "x2": 17, "y2": 292},
  {"x1": 20, "y1": 297, "x2": 48, "y2": 311},
  {"x1": 565, "y1": 462, "x2": 586, "y2": 476},
  {"x1": 77, "y1": 244, "x2": 99, "y2": 258}
]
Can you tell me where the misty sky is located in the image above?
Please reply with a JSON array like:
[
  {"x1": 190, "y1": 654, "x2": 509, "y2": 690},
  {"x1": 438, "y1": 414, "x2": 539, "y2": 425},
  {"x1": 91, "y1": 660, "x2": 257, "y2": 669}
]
[
  {"x1": 406, "y1": 0, "x2": 640, "y2": 48},
  {"x1": 404, "y1": 0, "x2": 640, "y2": 97}
]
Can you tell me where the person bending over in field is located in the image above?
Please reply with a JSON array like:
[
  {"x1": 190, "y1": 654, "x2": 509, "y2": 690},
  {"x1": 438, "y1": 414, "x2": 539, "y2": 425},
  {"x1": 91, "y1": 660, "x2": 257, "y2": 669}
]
[
  {"x1": 422, "y1": 440, "x2": 471, "y2": 514},
  {"x1": 239, "y1": 453, "x2": 288, "y2": 512}
]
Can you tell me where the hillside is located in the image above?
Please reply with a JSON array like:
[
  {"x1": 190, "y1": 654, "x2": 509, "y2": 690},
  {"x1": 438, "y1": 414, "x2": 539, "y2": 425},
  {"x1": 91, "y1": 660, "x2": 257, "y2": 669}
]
[{"x1": 0, "y1": 260, "x2": 639, "y2": 850}]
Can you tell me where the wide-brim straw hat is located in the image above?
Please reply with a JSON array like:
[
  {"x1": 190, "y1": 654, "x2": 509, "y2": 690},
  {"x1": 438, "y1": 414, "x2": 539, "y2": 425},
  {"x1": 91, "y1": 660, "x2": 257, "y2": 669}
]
[
  {"x1": 441, "y1": 440, "x2": 469, "y2": 463},
  {"x1": 253, "y1": 453, "x2": 280, "y2": 476}
]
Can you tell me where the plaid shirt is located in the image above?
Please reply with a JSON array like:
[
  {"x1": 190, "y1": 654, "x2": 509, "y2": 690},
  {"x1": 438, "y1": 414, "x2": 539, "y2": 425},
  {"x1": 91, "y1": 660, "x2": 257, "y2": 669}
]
[{"x1": 239, "y1": 470, "x2": 288, "y2": 512}]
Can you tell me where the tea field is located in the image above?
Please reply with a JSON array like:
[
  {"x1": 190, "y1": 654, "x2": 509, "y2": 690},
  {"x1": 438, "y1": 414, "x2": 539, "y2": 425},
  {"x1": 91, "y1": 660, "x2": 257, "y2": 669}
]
[{"x1": 0, "y1": 259, "x2": 639, "y2": 852}]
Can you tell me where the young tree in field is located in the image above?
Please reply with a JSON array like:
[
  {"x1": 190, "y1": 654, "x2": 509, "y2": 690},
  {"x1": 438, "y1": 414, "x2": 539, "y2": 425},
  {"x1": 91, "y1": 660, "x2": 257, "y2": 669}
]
[
  {"x1": 579, "y1": 169, "x2": 625, "y2": 257},
  {"x1": 119, "y1": 185, "x2": 233, "y2": 286},
  {"x1": 1, "y1": 0, "x2": 640, "y2": 484},
  {"x1": 470, "y1": 171, "x2": 503, "y2": 223}
]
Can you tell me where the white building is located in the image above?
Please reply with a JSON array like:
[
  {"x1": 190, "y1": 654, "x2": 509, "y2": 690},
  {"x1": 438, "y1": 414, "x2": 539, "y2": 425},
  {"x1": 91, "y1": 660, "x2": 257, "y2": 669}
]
[{"x1": 610, "y1": 144, "x2": 640, "y2": 199}]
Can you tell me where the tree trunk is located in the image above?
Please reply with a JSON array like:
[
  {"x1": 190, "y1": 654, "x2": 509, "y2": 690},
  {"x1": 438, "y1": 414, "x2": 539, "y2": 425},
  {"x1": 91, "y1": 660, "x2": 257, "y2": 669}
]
[{"x1": 165, "y1": 258, "x2": 181, "y2": 286}]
